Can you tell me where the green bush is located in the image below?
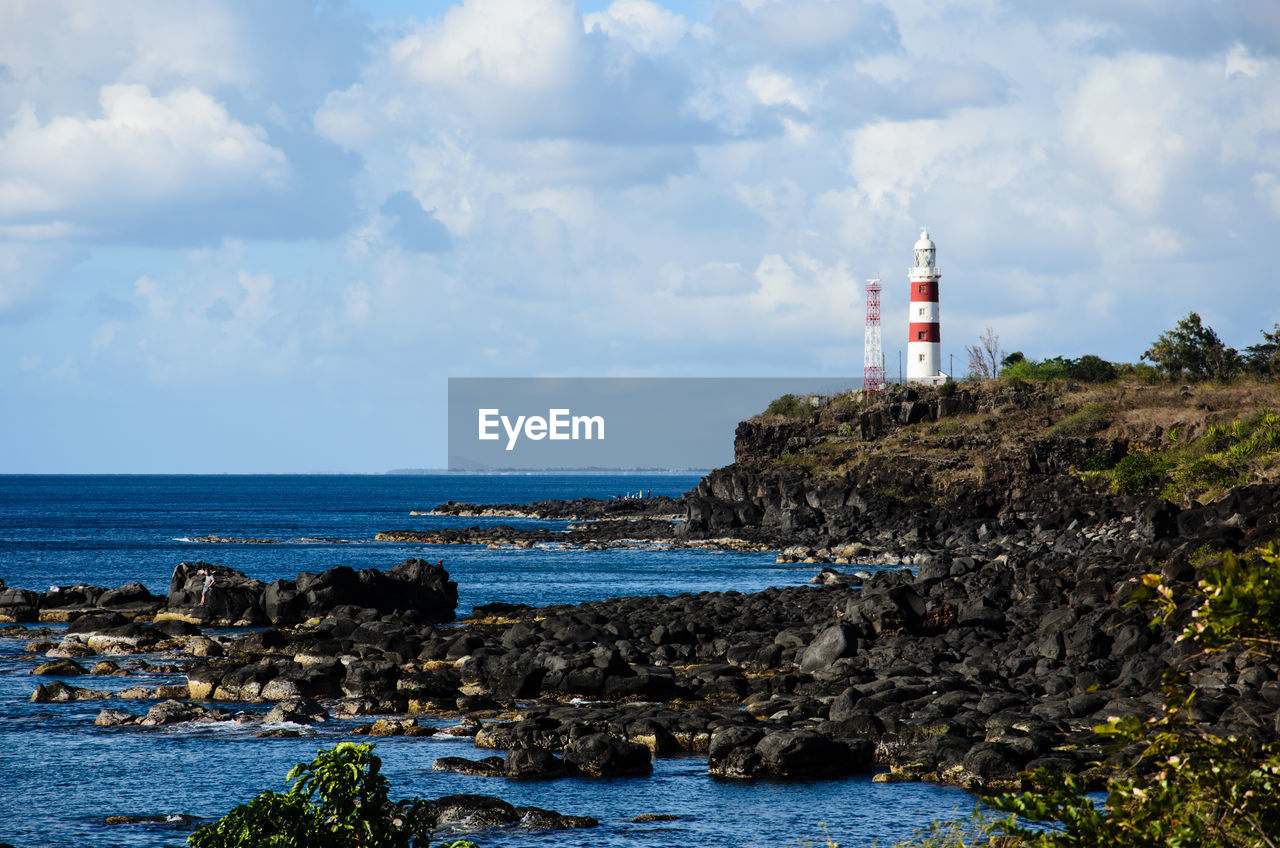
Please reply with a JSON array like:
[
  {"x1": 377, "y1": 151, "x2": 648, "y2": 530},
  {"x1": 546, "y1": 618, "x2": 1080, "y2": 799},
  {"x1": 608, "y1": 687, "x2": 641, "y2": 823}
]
[
  {"x1": 939, "y1": 380, "x2": 959, "y2": 398},
  {"x1": 1000, "y1": 355, "x2": 1117, "y2": 383},
  {"x1": 1000, "y1": 357, "x2": 1069, "y2": 381},
  {"x1": 765, "y1": 394, "x2": 810, "y2": 419},
  {"x1": 1067, "y1": 354, "x2": 1117, "y2": 383},
  {"x1": 1114, "y1": 361, "x2": 1162, "y2": 382},
  {"x1": 188, "y1": 743, "x2": 478, "y2": 848},
  {"x1": 1110, "y1": 443, "x2": 1167, "y2": 494}
]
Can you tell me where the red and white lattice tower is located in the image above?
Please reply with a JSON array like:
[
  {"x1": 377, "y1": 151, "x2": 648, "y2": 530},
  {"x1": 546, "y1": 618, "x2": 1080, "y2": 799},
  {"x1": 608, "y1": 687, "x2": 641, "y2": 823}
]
[
  {"x1": 863, "y1": 278, "x2": 884, "y2": 393},
  {"x1": 907, "y1": 228, "x2": 943, "y2": 384}
]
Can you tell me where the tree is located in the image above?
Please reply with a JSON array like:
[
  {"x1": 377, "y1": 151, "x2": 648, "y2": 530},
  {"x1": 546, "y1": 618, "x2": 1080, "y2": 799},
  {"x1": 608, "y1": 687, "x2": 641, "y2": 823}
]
[
  {"x1": 188, "y1": 743, "x2": 478, "y2": 848},
  {"x1": 1243, "y1": 324, "x2": 1280, "y2": 378},
  {"x1": 1067, "y1": 354, "x2": 1117, "y2": 383},
  {"x1": 1143, "y1": 312, "x2": 1241, "y2": 381},
  {"x1": 966, "y1": 327, "x2": 1003, "y2": 380}
]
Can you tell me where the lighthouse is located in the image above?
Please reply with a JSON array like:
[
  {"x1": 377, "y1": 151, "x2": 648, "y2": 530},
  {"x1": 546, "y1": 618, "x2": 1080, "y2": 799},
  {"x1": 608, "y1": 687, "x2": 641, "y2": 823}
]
[{"x1": 906, "y1": 228, "x2": 945, "y2": 385}]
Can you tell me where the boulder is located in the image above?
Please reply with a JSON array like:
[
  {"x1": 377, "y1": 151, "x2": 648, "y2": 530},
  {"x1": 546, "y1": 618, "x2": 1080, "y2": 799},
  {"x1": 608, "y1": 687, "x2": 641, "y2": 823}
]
[
  {"x1": 433, "y1": 756, "x2": 506, "y2": 777},
  {"x1": 94, "y1": 709, "x2": 137, "y2": 727},
  {"x1": 263, "y1": 697, "x2": 328, "y2": 725},
  {"x1": 505, "y1": 746, "x2": 569, "y2": 780},
  {"x1": 754, "y1": 730, "x2": 873, "y2": 778},
  {"x1": 139, "y1": 699, "x2": 228, "y2": 726},
  {"x1": 31, "y1": 658, "x2": 89, "y2": 676},
  {"x1": 514, "y1": 806, "x2": 598, "y2": 830},
  {"x1": 167, "y1": 562, "x2": 266, "y2": 626},
  {"x1": 562, "y1": 733, "x2": 652, "y2": 777},
  {"x1": 31, "y1": 681, "x2": 112, "y2": 702},
  {"x1": 423, "y1": 794, "x2": 521, "y2": 828},
  {"x1": 707, "y1": 726, "x2": 766, "y2": 778},
  {"x1": 799, "y1": 624, "x2": 859, "y2": 673}
]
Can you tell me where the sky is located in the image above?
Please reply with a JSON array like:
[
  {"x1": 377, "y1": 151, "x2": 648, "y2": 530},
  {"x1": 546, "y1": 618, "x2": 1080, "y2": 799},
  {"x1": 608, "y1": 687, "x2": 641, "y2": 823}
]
[{"x1": 2, "y1": 0, "x2": 1278, "y2": 473}]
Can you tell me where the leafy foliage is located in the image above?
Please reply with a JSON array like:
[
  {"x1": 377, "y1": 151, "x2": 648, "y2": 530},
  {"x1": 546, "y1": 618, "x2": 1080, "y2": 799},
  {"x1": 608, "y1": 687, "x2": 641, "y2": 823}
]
[
  {"x1": 188, "y1": 743, "x2": 479, "y2": 848},
  {"x1": 765, "y1": 394, "x2": 811, "y2": 419},
  {"x1": 1143, "y1": 312, "x2": 1242, "y2": 382},
  {"x1": 1093, "y1": 410, "x2": 1280, "y2": 501},
  {"x1": 1242, "y1": 324, "x2": 1280, "y2": 378},
  {"x1": 981, "y1": 542, "x2": 1280, "y2": 848},
  {"x1": 999, "y1": 355, "x2": 1117, "y2": 383},
  {"x1": 1185, "y1": 541, "x2": 1280, "y2": 651},
  {"x1": 1110, "y1": 442, "x2": 1169, "y2": 494}
]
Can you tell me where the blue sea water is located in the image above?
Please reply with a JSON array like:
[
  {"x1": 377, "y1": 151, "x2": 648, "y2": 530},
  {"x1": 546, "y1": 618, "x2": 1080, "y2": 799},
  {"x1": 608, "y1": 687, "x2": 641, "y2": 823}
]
[{"x1": 0, "y1": 475, "x2": 974, "y2": 848}]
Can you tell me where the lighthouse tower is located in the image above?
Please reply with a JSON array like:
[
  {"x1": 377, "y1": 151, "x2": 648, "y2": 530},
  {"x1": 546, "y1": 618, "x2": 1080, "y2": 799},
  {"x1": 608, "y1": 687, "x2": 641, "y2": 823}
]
[{"x1": 906, "y1": 228, "x2": 944, "y2": 385}]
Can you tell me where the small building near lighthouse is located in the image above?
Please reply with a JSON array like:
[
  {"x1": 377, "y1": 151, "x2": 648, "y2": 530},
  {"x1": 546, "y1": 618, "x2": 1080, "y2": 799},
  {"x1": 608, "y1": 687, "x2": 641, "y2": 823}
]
[{"x1": 906, "y1": 228, "x2": 947, "y2": 385}]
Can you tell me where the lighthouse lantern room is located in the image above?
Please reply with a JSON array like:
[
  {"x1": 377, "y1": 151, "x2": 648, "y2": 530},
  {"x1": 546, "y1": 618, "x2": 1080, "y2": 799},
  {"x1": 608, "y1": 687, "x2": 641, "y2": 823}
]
[{"x1": 906, "y1": 228, "x2": 947, "y2": 385}]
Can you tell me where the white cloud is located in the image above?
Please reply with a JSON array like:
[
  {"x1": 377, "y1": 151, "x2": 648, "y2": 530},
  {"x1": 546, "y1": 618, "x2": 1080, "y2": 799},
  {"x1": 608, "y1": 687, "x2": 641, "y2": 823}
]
[
  {"x1": 1225, "y1": 42, "x2": 1267, "y2": 78},
  {"x1": 0, "y1": 84, "x2": 288, "y2": 225},
  {"x1": 1062, "y1": 54, "x2": 1203, "y2": 216},
  {"x1": 317, "y1": 0, "x2": 711, "y2": 146},
  {"x1": 585, "y1": 0, "x2": 708, "y2": 54},
  {"x1": 747, "y1": 68, "x2": 810, "y2": 111},
  {"x1": 714, "y1": 0, "x2": 899, "y2": 64}
]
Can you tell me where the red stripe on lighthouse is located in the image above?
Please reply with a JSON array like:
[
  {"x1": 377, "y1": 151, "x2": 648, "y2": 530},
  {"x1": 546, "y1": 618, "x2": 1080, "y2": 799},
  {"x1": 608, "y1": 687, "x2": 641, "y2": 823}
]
[
  {"x1": 909, "y1": 322, "x2": 940, "y2": 342},
  {"x1": 909, "y1": 281, "x2": 938, "y2": 302}
]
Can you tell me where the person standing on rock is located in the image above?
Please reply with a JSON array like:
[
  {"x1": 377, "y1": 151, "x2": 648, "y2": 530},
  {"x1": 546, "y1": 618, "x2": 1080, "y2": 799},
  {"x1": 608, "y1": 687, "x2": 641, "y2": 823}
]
[{"x1": 200, "y1": 572, "x2": 215, "y2": 606}]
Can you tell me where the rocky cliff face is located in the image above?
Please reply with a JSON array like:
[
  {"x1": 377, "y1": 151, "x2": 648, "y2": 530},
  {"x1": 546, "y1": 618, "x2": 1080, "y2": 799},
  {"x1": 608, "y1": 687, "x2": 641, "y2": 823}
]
[{"x1": 681, "y1": 380, "x2": 1273, "y2": 559}]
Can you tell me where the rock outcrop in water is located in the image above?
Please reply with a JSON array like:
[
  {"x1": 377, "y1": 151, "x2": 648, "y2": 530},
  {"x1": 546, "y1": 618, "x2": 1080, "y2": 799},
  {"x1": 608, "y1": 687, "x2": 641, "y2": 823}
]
[
  {"x1": 428, "y1": 495, "x2": 683, "y2": 520},
  {"x1": 161, "y1": 558, "x2": 457, "y2": 627}
]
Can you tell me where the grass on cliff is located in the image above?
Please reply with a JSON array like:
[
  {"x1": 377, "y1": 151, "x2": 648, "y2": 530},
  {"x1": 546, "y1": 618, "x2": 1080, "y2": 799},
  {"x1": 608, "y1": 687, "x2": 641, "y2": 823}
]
[
  {"x1": 746, "y1": 379, "x2": 1280, "y2": 506},
  {"x1": 1102, "y1": 407, "x2": 1280, "y2": 501}
]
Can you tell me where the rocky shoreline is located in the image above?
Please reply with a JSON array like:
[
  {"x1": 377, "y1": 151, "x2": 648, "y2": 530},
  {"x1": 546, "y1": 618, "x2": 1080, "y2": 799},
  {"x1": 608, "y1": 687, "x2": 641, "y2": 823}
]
[
  {"x1": 5, "y1": 381, "x2": 1280, "y2": 839},
  {"x1": 6, "y1": 474, "x2": 1279, "y2": 803}
]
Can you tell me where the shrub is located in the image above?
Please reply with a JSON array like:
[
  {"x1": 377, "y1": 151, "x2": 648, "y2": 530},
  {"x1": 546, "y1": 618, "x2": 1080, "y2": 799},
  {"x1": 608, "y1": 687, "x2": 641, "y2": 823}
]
[
  {"x1": 1000, "y1": 357, "x2": 1069, "y2": 381},
  {"x1": 1111, "y1": 443, "x2": 1167, "y2": 494},
  {"x1": 999, "y1": 355, "x2": 1117, "y2": 383},
  {"x1": 765, "y1": 394, "x2": 810, "y2": 419},
  {"x1": 1114, "y1": 361, "x2": 1162, "y2": 382},
  {"x1": 939, "y1": 380, "x2": 959, "y2": 398},
  {"x1": 1066, "y1": 354, "x2": 1117, "y2": 383},
  {"x1": 188, "y1": 743, "x2": 479, "y2": 848}
]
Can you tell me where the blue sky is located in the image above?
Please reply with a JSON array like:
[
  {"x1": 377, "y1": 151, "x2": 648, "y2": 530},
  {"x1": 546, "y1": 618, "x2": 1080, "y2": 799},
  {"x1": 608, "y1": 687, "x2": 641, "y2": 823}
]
[{"x1": 2, "y1": 0, "x2": 1279, "y2": 472}]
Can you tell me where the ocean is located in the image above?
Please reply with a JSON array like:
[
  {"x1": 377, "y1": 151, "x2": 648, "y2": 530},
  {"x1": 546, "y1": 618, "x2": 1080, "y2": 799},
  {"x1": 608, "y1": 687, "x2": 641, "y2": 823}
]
[{"x1": 0, "y1": 474, "x2": 973, "y2": 848}]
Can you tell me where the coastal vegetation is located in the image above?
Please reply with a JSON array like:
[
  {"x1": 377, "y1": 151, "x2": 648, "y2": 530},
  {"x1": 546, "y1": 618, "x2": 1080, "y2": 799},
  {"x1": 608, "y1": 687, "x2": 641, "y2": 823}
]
[
  {"x1": 189, "y1": 742, "x2": 479, "y2": 848},
  {"x1": 894, "y1": 542, "x2": 1280, "y2": 848}
]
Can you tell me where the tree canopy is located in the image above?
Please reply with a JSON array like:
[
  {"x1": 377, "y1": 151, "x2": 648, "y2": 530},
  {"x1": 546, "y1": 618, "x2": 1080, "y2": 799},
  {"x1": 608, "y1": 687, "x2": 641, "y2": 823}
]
[{"x1": 1143, "y1": 312, "x2": 1241, "y2": 381}]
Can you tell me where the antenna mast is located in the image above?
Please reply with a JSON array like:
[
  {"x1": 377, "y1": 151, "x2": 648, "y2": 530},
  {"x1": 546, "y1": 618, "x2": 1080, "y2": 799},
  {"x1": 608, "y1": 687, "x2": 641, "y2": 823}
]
[{"x1": 863, "y1": 278, "x2": 884, "y2": 394}]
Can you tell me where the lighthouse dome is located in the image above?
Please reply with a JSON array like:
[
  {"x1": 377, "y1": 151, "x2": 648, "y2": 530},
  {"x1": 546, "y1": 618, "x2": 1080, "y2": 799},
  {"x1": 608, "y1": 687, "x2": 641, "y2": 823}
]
[{"x1": 912, "y1": 227, "x2": 937, "y2": 271}]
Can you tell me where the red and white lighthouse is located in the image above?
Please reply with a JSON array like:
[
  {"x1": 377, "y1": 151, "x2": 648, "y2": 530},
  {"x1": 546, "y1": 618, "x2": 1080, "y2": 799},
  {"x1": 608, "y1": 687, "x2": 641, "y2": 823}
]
[{"x1": 906, "y1": 228, "x2": 944, "y2": 384}]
